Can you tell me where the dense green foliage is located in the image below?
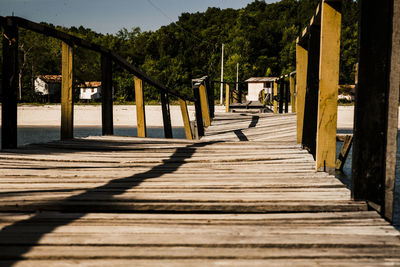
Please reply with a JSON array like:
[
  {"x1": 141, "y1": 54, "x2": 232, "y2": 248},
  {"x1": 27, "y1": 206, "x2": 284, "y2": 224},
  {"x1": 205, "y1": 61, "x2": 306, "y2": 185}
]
[{"x1": 0, "y1": 0, "x2": 358, "y2": 103}]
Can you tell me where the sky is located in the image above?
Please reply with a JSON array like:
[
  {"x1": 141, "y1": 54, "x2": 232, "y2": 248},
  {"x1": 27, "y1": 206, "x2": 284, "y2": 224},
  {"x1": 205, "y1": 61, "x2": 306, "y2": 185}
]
[{"x1": 0, "y1": 0, "x2": 278, "y2": 34}]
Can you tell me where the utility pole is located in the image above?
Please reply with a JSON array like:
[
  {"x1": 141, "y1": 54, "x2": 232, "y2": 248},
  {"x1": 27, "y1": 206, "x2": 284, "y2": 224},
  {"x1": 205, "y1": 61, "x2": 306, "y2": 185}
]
[
  {"x1": 220, "y1": 43, "x2": 224, "y2": 104},
  {"x1": 236, "y1": 63, "x2": 239, "y2": 92}
]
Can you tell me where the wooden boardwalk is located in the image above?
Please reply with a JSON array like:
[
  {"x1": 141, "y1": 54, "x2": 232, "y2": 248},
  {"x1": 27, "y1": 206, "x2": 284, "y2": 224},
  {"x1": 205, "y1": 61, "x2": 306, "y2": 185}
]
[{"x1": 0, "y1": 112, "x2": 399, "y2": 266}]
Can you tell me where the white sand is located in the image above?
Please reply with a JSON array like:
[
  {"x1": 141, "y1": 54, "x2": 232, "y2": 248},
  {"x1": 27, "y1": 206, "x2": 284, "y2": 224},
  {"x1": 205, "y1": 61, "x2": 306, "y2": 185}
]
[
  {"x1": 1, "y1": 104, "x2": 397, "y2": 129},
  {"x1": 0, "y1": 105, "x2": 225, "y2": 127}
]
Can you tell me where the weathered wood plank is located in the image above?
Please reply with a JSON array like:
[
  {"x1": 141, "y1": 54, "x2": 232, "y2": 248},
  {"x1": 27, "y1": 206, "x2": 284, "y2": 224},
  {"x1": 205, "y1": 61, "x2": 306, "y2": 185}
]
[{"x1": 0, "y1": 111, "x2": 399, "y2": 266}]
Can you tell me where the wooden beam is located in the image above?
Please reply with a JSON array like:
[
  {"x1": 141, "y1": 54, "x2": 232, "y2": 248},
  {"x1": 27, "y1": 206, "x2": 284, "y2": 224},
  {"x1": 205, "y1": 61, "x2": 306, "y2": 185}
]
[
  {"x1": 193, "y1": 85, "x2": 204, "y2": 138},
  {"x1": 160, "y1": 91, "x2": 173, "y2": 138},
  {"x1": 205, "y1": 77, "x2": 215, "y2": 118},
  {"x1": 296, "y1": 43, "x2": 308, "y2": 144},
  {"x1": 384, "y1": 0, "x2": 400, "y2": 222},
  {"x1": 316, "y1": 0, "x2": 341, "y2": 173},
  {"x1": 278, "y1": 79, "x2": 284, "y2": 114},
  {"x1": 352, "y1": 0, "x2": 399, "y2": 222},
  {"x1": 179, "y1": 99, "x2": 193, "y2": 140},
  {"x1": 134, "y1": 77, "x2": 146, "y2": 138},
  {"x1": 290, "y1": 74, "x2": 296, "y2": 113},
  {"x1": 336, "y1": 134, "x2": 353, "y2": 171},
  {"x1": 273, "y1": 80, "x2": 278, "y2": 114},
  {"x1": 61, "y1": 42, "x2": 74, "y2": 140},
  {"x1": 6, "y1": 16, "x2": 194, "y2": 103},
  {"x1": 302, "y1": 25, "x2": 320, "y2": 158},
  {"x1": 199, "y1": 84, "x2": 211, "y2": 126},
  {"x1": 101, "y1": 54, "x2": 113, "y2": 136},
  {"x1": 1, "y1": 18, "x2": 18, "y2": 149},
  {"x1": 225, "y1": 84, "x2": 230, "y2": 113},
  {"x1": 284, "y1": 79, "x2": 289, "y2": 113}
]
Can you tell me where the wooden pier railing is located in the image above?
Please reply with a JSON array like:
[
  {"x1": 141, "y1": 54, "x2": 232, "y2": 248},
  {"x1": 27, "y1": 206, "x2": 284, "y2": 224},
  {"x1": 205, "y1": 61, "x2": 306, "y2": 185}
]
[
  {"x1": 295, "y1": 0, "x2": 400, "y2": 222},
  {"x1": 1, "y1": 16, "x2": 198, "y2": 148}
]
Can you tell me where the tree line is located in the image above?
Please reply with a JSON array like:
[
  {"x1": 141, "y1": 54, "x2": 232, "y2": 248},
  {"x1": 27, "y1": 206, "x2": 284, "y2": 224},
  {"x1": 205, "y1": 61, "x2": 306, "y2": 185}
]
[{"x1": 0, "y1": 0, "x2": 358, "y2": 103}]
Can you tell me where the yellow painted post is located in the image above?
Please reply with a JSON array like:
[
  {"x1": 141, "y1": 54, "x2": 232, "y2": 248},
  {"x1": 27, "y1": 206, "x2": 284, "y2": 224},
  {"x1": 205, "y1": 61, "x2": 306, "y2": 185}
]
[
  {"x1": 273, "y1": 80, "x2": 278, "y2": 114},
  {"x1": 134, "y1": 76, "x2": 146, "y2": 137},
  {"x1": 296, "y1": 41, "x2": 308, "y2": 144},
  {"x1": 199, "y1": 84, "x2": 211, "y2": 126},
  {"x1": 225, "y1": 84, "x2": 230, "y2": 113},
  {"x1": 179, "y1": 99, "x2": 193, "y2": 140},
  {"x1": 290, "y1": 74, "x2": 296, "y2": 113},
  {"x1": 61, "y1": 42, "x2": 73, "y2": 140},
  {"x1": 316, "y1": 0, "x2": 341, "y2": 172}
]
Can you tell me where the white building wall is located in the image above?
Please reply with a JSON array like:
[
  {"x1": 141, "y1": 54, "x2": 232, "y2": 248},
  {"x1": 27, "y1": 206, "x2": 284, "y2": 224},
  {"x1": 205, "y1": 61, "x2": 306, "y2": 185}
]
[
  {"x1": 246, "y1": 83, "x2": 264, "y2": 101},
  {"x1": 80, "y1": 87, "x2": 102, "y2": 100},
  {"x1": 34, "y1": 78, "x2": 48, "y2": 95}
]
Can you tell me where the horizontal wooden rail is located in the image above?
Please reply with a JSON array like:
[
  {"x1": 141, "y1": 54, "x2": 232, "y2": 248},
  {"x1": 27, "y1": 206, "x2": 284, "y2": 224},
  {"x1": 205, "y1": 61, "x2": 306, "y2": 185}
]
[{"x1": 0, "y1": 16, "x2": 194, "y2": 102}]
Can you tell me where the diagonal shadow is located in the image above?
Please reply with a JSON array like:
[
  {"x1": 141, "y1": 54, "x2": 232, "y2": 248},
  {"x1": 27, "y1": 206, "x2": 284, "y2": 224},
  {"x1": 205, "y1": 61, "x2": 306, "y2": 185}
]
[
  {"x1": 233, "y1": 116, "x2": 259, "y2": 141},
  {"x1": 248, "y1": 116, "x2": 259, "y2": 128},
  {"x1": 0, "y1": 141, "x2": 218, "y2": 266},
  {"x1": 233, "y1": 130, "x2": 249, "y2": 141}
]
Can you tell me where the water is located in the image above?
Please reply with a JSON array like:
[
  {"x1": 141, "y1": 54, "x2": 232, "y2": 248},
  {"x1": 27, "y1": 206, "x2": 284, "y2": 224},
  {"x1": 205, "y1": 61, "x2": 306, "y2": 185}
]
[{"x1": 336, "y1": 129, "x2": 400, "y2": 227}]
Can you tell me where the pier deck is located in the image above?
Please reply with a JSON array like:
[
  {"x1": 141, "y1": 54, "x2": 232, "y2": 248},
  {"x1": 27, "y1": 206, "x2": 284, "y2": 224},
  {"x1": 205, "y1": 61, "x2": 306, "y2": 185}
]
[{"x1": 0, "y1": 112, "x2": 399, "y2": 266}]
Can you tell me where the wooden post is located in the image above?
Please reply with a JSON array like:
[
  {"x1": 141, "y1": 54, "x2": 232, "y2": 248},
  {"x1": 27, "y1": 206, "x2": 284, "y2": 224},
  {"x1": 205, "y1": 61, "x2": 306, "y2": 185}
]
[
  {"x1": 278, "y1": 78, "x2": 284, "y2": 113},
  {"x1": 160, "y1": 91, "x2": 173, "y2": 138},
  {"x1": 1, "y1": 18, "x2": 18, "y2": 149},
  {"x1": 134, "y1": 77, "x2": 146, "y2": 138},
  {"x1": 179, "y1": 99, "x2": 193, "y2": 140},
  {"x1": 284, "y1": 79, "x2": 289, "y2": 113},
  {"x1": 205, "y1": 77, "x2": 215, "y2": 119},
  {"x1": 61, "y1": 42, "x2": 74, "y2": 140},
  {"x1": 193, "y1": 85, "x2": 204, "y2": 137},
  {"x1": 225, "y1": 83, "x2": 230, "y2": 113},
  {"x1": 273, "y1": 80, "x2": 278, "y2": 114},
  {"x1": 101, "y1": 53, "x2": 113, "y2": 136},
  {"x1": 290, "y1": 73, "x2": 296, "y2": 113},
  {"x1": 199, "y1": 84, "x2": 211, "y2": 127},
  {"x1": 316, "y1": 0, "x2": 341, "y2": 172},
  {"x1": 296, "y1": 42, "x2": 308, "y2": 143},
  {"x1": 352, "y1": 0, "x2": 400, "y2": 222},
  {"x1": 302, "y1": 24, "x2": 321, "y2": 158}
]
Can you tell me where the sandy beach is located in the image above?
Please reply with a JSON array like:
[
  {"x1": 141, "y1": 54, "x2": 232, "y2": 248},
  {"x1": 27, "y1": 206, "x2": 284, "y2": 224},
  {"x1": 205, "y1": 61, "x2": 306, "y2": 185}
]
[{"x1": 0, "y1": 104, "x2": 395, "y2": 130}]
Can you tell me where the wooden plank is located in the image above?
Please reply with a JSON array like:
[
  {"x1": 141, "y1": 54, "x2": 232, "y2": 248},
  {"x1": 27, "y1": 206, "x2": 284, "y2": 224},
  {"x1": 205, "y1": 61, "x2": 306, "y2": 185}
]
[
  {"x1": 290, "y1": 73, "x2": 296, "y2": 113},
  {"x1": 160, "y1": 91, "x2": 173, "y2": 138},
  {"x1": 1, "y1": 110, "x2": 399, "y2": 266},
  {"x1": 225, "y1": 84, "x2": 230, "y2": 113},
  {"x1": 1, "y1": 18, "x2": 18, "y2": 149},
  {"x1": 316, "y1": 0, "x2": 341, "y2": 172},
  {"x1": 352, "y1": 0, "x2": 399, "y2": 221},
  {"x1": 302, "y1": 24, "x2": 320, "y2": 157},
  {"x1": 101, "y1": 53, "x2": 113, "y2": 135},
  {"x1": 134, "y1": 77, "x2": 146, "y2": 138},
  {"x1": 61, "y1": 42, "x2": 74, "y2": 140},
  {"x1": 199, "y1": 84, "x2": 211, "y2": 126},
  {"x1": 335, "y1": 134, "x2": 353, "y2": 171}
]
